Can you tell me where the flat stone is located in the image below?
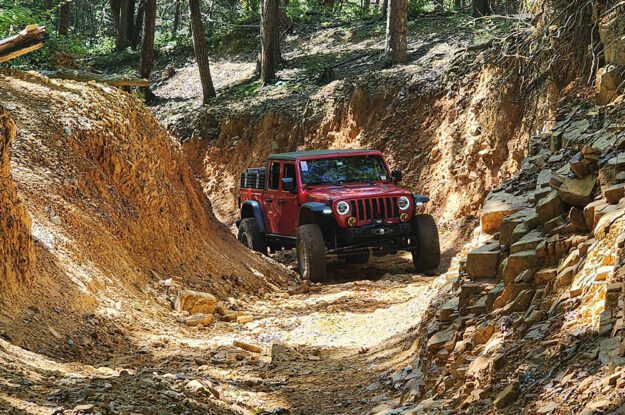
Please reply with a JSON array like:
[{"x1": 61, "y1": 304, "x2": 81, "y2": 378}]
[
  {"x1": 604, "y1": 183, "x2": 625, "y2": 204},
  {"x1": 439, "y1": 297, "x2": 459, "y2": 322},
  {"x1": 502, "y1": 250, "x2": 537, "y2": 285},
  {"x1": 481, "y1": 191, "x2": 531, "y2": 234},
  {"x1": 427, "y1": 329, "x2": 454, "y2": 353},
  {"x1": 584, "y1": 198, "x2": 608, "y2": 230},
  {"x1": 500, "y1": 209, "x2": 540, "y2": 247},
  {"x1": 534, "y1": 268, "x2": 557, "y2": 285},
  {"x1": 185, "y1": 313, "x2": 215, "y2": 326},
  {"x1": 568, "y1": 207, "x2": 588, "y2": 232},
  {"x1": 559, "y1": 175, "x2": 598, "y2": 207},
  {"x1": 511, "y1": 230, "x2": 545, "y2": 254},
  {"x1": 502, "y1": 289, "x2": 534, "y2": 314},
  {"x1": 466, "y1": 242, "x2": 500, "y2": 279},
  {"x1": 536, "y1": 191, "x2": 565, "y2": 224},
  {"x1": 493, "y1": 283, "x2": 532, "y2": 310}
]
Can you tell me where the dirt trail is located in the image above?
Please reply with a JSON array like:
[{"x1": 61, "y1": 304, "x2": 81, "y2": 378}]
[{"x1": 0, "y1": 252, "x2": 460, "y2": 414}]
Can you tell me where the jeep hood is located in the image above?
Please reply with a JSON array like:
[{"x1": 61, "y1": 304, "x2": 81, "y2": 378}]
[{"x1": 305, "y1": 183, "x2": 410, "y2": 202}]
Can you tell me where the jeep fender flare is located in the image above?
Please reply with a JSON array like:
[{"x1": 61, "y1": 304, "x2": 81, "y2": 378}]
[
  {"x1": 240, "y1": 200, "x2": 266, "y2": 234},
  {"x1": 299, "y1": 202, "x2": 332, "y2": 226}
]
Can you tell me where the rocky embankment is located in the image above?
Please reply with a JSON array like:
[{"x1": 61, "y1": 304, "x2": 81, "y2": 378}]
[{"x1": 372, "y1": 99, "x2": 625, "y2": 413}]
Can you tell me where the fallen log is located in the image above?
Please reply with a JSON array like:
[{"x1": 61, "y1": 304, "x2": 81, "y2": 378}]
[
  {"x1": 0, "y1": 25, "x2": 47, "y2": 64},
  {"x1": 41, "y1": 69, "x2": 150, "y2": 88}
]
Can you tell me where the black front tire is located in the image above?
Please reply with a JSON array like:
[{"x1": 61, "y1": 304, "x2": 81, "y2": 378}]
[
  {"x1": 296, "y1": 224, "x2": 327, "y2": 282},
  {"x1": 411, "y1": 214, "x2": 441, "y2": 273},
  {"x1": 238, "y1": 218, "x2": 267, "y2": 254}
]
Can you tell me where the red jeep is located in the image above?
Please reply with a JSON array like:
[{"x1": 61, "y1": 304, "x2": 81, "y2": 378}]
[{"x1": 237, "y1": 149, "x2": 440, "y2": 281}]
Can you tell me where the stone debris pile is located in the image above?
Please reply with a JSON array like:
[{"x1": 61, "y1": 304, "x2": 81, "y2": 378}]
[{"x1": 373, "y1": 99, "x2": 625, "y2": 414}]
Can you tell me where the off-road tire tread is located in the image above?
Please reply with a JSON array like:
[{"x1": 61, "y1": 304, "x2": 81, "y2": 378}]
[
  {"x1": 238, "y1": 218, "x2": 267, "y2": 254},
  {"x1": 297, "y1": 224, "x2": 327, "y2": 282},
  {"x1": 412, "y1": 214, "x2": 441, "y2": 272}
]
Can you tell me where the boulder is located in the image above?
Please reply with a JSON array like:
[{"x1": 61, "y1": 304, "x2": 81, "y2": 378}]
[
  {"x1": 536, "y1": 191, "x2": 565, "y2": 224},
  {"x1": 559, "y1": 175, "x2": 598, "y2": 207},
  {"x1": 175, "y1": 290, "x2": 219, "y2": 315},
  {"x1": 502, "y1": 250, "x2": 537, "y2": 285},
  {"x1": 481, "y1": 191, "x2": 531, "y2": 234},
  {"x1": 466, "y1": 242, "x2": 500, "y2": 279},
  {"x1": 604, "y1": 183, "x2": 625, "y2": 204}
]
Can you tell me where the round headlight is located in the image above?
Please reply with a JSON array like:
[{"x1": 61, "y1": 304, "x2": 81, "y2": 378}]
[
  {"x1": 398, "y1": 196, "x2": 411, "y2": 211},
  {"x1": 336, "y1": 201, "x2": 350, "y2": 215}
]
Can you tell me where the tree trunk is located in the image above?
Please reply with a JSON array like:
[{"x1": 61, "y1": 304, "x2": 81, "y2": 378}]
[
  {"x1": 58, "y1": 1, "x2": 70, "y2": 35},
  {"x1": 140, "y1": 0, "x2": 156, "y2": 100},
  {"x1": 472, "y1": 0, "x2": 490, "y2": 16},
  {"x1": 434, "y1": 0, "x2": 444, "y2": 12},
  {"x1": 172, "y1": 0, "x2": 181, "y2": 36},
  {"x1": 111, "y1": 0, "x2": 121, "y2": 28},
  {"x1": 127, "y1": 0, "x2": 136, "y2": 45},
  {"x1": 132, "y1": 0, "x2": 146, "y2": 48},
  {"x1": 116, "y1": 0, "x2": 130, "y2": 51},
  {"x1": 363, "y1": 0, "x2": 370, "y2": 13},
  {"x1": 385, "y1": 0, "x2": 407, "y2": 65},
  {"x1": 189, "y1": 0, "x2": 216, "y2": 102},
  {"x1": 454, "y1": 0, "x2": 463, "y2": 11},
  {"x1": 380, "y1": 0, "x2": 388, "y2": 18},
  {"x1": 260, "y1": 0, "x2": 281, "y2": 84}
]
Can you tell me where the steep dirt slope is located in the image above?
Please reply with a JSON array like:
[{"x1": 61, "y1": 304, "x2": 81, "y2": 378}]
[
  {"x1": 0, "y1": 106, "x2": 33, "y2": 294},
  {"x1": 0, "y1": 69, "x2": 288, "y2": 362}
]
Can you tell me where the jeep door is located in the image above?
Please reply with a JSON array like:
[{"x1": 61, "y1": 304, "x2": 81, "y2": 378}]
[
  {"x1": 263, "y1": 161, "x2": 282, "y2": 234},
  {"x1": 276, "y1": 162, "x2": 299, "y2": 236}
]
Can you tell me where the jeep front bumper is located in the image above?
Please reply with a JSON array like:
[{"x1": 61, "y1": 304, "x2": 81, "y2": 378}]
[{"x1": 328, "y1": 222, "x2": 417, "y2": 255}]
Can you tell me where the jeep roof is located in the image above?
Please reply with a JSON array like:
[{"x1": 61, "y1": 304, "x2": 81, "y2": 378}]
[{"x1": 267, "y1": 149, "x2": 381, "y2": 161}]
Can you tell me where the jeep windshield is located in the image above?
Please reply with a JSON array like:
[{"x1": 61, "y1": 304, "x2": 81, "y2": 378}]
[{"x1": 299, "y1": 155, "x2": 389, "y2": 186}]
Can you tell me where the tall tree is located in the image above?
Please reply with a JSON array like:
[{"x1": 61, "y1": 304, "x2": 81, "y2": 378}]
[
  {"x1": 116, "y1": 0, "x2": 130, "y2": 51},
  {"x1": 140, "y1": 0, "x2": 156, "y2": 100},
  {"x1": 472, "y1": 0, "x2": 490, "y2": 16},
  {"x1": 58, "y1": 1, "x2": 70, "y2": 35},
  {"x1": 131, "y1": 0, "x2": 146, "y2": 48},
  {"x1": 384, "y1": 0, "x2": 407, "y2": 65},
  {"x1": 172, "y1": 0, "x2": 181, "y2": 36},
  {"x1": 260, "y1": 0, "x2": 281, "y2": 84},
  {"x1": 189, "y1": 0, "x2": 216, "y2": 103}
]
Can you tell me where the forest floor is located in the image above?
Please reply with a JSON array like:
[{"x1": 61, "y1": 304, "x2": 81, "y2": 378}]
[{"x1": 0, "y1": 251, "x2": 465, "y2": 415}]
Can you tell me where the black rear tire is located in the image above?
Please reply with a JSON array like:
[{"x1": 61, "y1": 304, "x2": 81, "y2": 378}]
[
  {"x1": 411, "y1": 214, "x2": 441, "y2": 273},
  {"x1": 238, "y1": 218, "x2": 267, "y2": 255},
  {"x1": 296, "y1": 224, "x2": 327, "y2": 282}
]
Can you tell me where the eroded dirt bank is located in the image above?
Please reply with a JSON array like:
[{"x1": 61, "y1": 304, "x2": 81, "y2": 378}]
[{"x1": 0, "y1": 69, "x2": 289, "y2": 364}]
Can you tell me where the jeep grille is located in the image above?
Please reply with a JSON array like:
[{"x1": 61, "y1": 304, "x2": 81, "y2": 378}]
[{"x1": 349, "y1": 197, "x2": 400, "y2": 221}]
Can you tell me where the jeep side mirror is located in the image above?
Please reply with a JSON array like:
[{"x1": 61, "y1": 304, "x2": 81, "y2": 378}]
[
  {"x1": 391, "y1": 170, "x2": 403, "y2": 183},
  {"x1": 282, "y1": 177, "x2": 296, "y2": 192}
]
